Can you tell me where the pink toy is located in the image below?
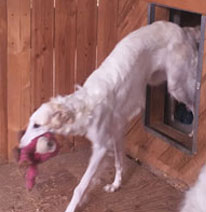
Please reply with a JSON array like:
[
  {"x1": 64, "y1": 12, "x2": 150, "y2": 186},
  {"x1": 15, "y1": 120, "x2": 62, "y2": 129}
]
[{"x1": 17, "y1": 132, "x2": 59, "y2": 190}]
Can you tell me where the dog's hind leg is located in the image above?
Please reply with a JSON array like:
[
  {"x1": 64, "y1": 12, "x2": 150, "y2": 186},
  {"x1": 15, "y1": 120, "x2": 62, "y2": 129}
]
[
  {"x1": 167, "y1": 68, "x2": 195, "y2": 113},
  {"x1": 166, "y1": 45, "x2": 197, "y2": 112},
  {"x1": 65, "y1": 146, "x2": 106, "y2": 212},
  {"x1": 104, "y1": 136, "x2": 124, "y2": 193}
]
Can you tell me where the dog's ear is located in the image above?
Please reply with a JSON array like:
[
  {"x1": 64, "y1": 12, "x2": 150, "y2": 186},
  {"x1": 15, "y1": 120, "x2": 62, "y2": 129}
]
[{"x1": 50, "y1": 110, "x2": 74, "y2": 129}]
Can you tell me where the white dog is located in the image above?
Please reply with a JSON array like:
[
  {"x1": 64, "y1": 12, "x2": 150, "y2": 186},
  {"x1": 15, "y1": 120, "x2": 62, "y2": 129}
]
[
  {"x1": 20, "y1": 21, "x2": 200, "y2": 212},
  {"x1": 180, "y1": 165, "x2": 206, "y2": 212}
]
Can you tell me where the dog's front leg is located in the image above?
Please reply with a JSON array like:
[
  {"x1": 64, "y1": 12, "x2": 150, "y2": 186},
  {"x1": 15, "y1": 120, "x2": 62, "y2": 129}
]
[
  {"x1": 104, "y1": 138, "x2": 123, "y2": 192},
  {"x1": 65, "y1": 146, "x2": 106, "y2": 212}
]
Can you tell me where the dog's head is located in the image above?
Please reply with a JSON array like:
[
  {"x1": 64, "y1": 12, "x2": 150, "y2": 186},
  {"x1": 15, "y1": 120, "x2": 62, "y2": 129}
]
[{"x1": 20, "y1": 97, "x2": 75, "y2": 149}]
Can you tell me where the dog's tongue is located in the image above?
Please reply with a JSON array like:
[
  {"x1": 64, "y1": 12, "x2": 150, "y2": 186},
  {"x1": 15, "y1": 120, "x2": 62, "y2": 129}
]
[{"x1": 18, "y1": 132, "x2": 59, "y2": 190}]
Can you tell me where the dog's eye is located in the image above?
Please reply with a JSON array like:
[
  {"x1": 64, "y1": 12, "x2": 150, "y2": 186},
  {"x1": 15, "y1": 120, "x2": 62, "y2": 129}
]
[{"x1": 33, "y1": 123, "x2": 40, "y2": 128}]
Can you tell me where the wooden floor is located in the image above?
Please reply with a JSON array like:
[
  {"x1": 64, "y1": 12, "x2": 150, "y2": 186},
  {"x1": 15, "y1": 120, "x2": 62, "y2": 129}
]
[{"x1": 0, "y1": 148, "x2": 183, "y2": 212}]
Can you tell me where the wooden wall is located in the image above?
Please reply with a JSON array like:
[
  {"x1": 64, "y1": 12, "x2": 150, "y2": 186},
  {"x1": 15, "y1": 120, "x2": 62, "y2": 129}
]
[
  {"x1": 0, "y1": 0, "x2": 149, "y2": 161},
  {"x1": 1, "y1": 0, "x2": 206, "y2": 188},
  {"x1": 125, "y1": 1, "x2": 206, "y2": 188}
]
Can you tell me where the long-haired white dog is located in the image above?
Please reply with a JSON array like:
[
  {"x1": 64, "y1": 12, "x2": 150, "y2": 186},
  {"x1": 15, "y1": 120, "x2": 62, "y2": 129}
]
[
  {"x1": 20, "y1": 21, "x2": 200, "y2": 212},
  {"x1": 180, "y1": 165, "x2": 206, "y2": 212}
]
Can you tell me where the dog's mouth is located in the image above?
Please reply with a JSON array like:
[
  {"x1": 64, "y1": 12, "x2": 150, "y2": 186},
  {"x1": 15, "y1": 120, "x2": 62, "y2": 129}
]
[
  {"x1": 13, "y1": 132, "x2": 59, "y2": 190},
  {"x1": 15, "y1": 132, "x2": 59, "y2": 164}
]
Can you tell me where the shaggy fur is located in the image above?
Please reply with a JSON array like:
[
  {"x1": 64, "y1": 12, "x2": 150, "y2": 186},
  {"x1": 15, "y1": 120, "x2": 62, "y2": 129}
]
[
  {"x1": 180, "y1": 166, "x2": 206, "y2": 212},
  {"x1": 20, "y1": 21, "x2": 200, "y2": 212}
]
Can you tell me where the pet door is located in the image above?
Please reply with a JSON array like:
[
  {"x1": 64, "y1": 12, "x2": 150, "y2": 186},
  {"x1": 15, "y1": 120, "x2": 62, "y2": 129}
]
[{"x1": 144, "y1": 4, "x2": 206, "y2": 154}]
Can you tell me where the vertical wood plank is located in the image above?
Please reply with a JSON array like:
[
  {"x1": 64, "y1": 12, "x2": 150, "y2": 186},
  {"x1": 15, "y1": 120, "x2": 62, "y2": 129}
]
[
  {"x1": 74, "y1": 0, "x2": 98, "y2": 149},
  {"x1": 31, "y1": 0, "x2": 54, "y2": 112},
  {"x1": 55, "y1": 0, "x2": 76, "y2": 95},
  {"x1": 76, "y1": 0, "x2": 97, "y2": 85},
  {"x1": 118, "y1": 0, "x2": 148, "y2": 41},
  {"x1": 54, "y1": 0, "x2": 77, "y2": 152},
  {"x1": 97, "y1": 0, "x2": 118, "y2": 65},
  {"x1": 7, "y1": 0, "x2": 31, "y2": 160},
  {"x1": 0, "y1": 0, "x2": 8, "y2": 161}
]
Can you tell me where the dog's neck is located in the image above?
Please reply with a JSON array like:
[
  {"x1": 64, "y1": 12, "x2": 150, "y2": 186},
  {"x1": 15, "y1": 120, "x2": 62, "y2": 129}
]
[{"x1": 53, "y1": 88, "x2": 95, "y2": 136}]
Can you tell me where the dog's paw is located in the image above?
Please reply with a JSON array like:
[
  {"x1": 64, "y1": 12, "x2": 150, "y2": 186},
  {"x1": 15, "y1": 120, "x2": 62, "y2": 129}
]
[{"x1": 103, "y1": 184, "x2": 120, "y2": 193}]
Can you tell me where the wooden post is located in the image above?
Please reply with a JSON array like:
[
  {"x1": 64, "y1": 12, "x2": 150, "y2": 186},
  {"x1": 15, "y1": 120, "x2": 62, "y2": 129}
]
[
  {"x1": 31, "y1": 0, "x2": 54, "y2": 112},
  {"x1": 7, "y1": 0, "x2": 31, "y2": 160},
  {"x1": 76, "y1": 0, "x2": 98, "y2": 85},
  {"x1": 55, "y1": 0, "x2": 76, "y2": 96},
  {"x1": 97, "y1": 0, "x2": 118, "y2": 65}
]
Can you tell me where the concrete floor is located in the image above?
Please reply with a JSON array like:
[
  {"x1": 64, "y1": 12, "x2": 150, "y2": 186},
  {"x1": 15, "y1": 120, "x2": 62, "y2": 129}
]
[{"x1": 0, "y1": 148, "x2": 184, "y2": 212}]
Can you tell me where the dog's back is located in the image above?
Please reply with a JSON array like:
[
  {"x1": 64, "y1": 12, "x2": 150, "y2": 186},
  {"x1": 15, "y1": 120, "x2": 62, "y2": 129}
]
[{"x1": 84, "y1": 21, "x2": 198, "y2": 121}]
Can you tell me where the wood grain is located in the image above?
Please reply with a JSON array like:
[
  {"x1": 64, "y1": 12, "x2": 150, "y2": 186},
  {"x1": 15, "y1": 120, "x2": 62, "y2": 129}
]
[
  {"x1": 97, "y1": 0, "x2": 118, "y2": 65},
  {"x1": 7, "y1": 0, "x2": 31, "y2": 160},
  {"x1": 73, "y1": 0, "x2": 98, "y2": 148},
  {"x1": 0, "y1": 0, "x2": 8, "y2": 161},
  {"x1": 55, "y1": 0, "x2": 76, "y2": 95},
  {"x1": 126, "y1": 3, "x2": 206, "y2": 186},
  {"x1": 118, "y1": 0, "x2": 148, "y2": 41},
  {"x1": 1, "y1": 0, "x2": 206, "y2": 187},
  {"x1": 76, "y1": 0, "x2": 97, "y2": 85},
  {"x1": 31, "y1": 0, "x2": 54, "y2": 112}
]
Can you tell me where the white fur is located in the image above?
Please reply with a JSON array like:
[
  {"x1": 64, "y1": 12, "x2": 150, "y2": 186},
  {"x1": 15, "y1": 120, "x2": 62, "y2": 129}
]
[
  {"x1": 180, "y1": 166, "x2": 206, "y2": 212},
  {"x1": 20, "y1": 21, "x2": 200, "y2": 212}
]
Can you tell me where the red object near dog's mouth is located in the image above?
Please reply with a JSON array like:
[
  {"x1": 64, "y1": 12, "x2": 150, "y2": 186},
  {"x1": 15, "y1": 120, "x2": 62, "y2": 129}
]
[{"x1": 16, "y1": 132, "x2": 59, "y2": 190}]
